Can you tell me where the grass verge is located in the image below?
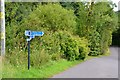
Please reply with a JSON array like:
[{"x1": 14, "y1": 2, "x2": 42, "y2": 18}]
[{"x1": 2, "y1": 55, "x2": 107, "y2": 78}]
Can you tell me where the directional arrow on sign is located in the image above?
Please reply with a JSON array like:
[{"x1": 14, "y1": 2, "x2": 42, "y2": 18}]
[
  {"x1": 25, "y1": 30, "x2": 44, "y2": 41},
  {"x1": 31, "y1": 31, "x2": 44, "y2": 36}
]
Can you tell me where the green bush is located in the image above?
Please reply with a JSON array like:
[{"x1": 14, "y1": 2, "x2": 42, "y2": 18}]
[
  {"x1": 5, "y1": 3, "x2": 78, "y2": 67},
  {"x1": 6, "y1": 3, "x2": 76, "y2": 52},
  {"x1": 112, "y1": 11, "x2": 120, "y2": 46},
  {"x1": 75, "y1": 2, "x2": 118, "y2": 56},
  {"x1": 31, "y1": 49, "x2": 50, "y2": 67},
  {"x1": 99, "y1": 29, "x2": 113, "y2": 54},
  {"x1": 6, "y1": 48, "x2": 50, "y2": 68},
  {"x1": 88, "y1": 30, "x2": 101, "y2": 56},
  {"x1": 57, "y1": 31, "x2": 90, "y2": 61},
  {"x1": 5, "y1": 2, "x2": 118, "y2": 68},
  {"x1": 6, "y1": 48, "x2": 28, "y2": 66},
  {"x1": 23, "y1": 3, "x2": 76, "y2": 32},
  {"x1": 51, "y1": 53, "x2": 61, "y2": 61},
  {"x1": 32, "y1": 30, "x2": 90, "y2": 61}
]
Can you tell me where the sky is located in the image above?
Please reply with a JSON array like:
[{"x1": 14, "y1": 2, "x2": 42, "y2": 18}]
[{"x1": 111, "y1": 0, "x2": 120, "y2": 11}]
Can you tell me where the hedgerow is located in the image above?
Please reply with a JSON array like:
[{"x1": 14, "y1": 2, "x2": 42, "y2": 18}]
[{"x1": 5, "y1": 2, "x2": 118, "y2": 67}]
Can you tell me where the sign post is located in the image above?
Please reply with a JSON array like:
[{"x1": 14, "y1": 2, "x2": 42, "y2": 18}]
[
  {"x1": 25, "y1": 30, "x2": 44, "y2": 70},
  {"x1": 28, "y1": 41, "x2": 30, "y2": 70}
]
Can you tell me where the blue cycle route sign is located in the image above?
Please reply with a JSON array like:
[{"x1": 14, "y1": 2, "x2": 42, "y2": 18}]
[
  {"x1": 25, "y1": 30, "x2": 44, "y2": 41},
  {"x1": 25, "y1": 30, "x2": 44, "y2": 70}
]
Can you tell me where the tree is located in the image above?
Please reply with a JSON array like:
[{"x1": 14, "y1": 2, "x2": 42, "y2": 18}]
[
  {"x1": 112, "y1": 10, "x2": 120, "y2": 46},
  {"x1": 76, "y1": 1, "x2": 118, "y2": 55},
  {"x1": 5, "y1": 2, "x2": 39, "y2": 51},
  {"x1": 23, "y1": 3, "x2": 76, "y2": 32}
]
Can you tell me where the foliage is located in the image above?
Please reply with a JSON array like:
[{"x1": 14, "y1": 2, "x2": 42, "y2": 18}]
[
  {"x1": 31, "y1": 49, "x2": 50, "y2": 67},
  {"x1": 5, "y1": 3, "x2": 86, "y2": 67},
  {"x1": 75, "y1": 2, "x2": 118, "y2": 56},
  {"x1": 24, "y1": 3, "x2": 76, "y2": 32},
  {"x1": 31, "y1": 30, "x2": 90, "y2": 61},
  {"x1": 5, "y1": 2, "x2": 39, "y2": 51},
  {"x1": 57, "y1": 31, "x2": 90, "y2": 61},
  {"x1": 5, "y1": 2, "x2": 118, "y2": 68},
  {"x1": 5, "y1": 48, "x2": 28, "y2": 66},
  {"x1": 5, "y1": 2, "x2": 39, "y2": 26},
  {"x1": 112, "y1": 11, "x2": 120, "y2": 46}
]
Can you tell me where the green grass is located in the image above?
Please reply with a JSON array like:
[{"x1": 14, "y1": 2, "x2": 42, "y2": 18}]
[
  {"x1": 2, "y1": 54, "x2": 108, "y2": 78},
  {"x1": 2, "y1": 59, "x2": 81, "y2": 78}
]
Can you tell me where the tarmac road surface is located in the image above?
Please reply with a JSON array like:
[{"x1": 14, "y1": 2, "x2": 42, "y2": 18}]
[{"x1": 52, "y1": 47, "x2": 119, "y2": 78}]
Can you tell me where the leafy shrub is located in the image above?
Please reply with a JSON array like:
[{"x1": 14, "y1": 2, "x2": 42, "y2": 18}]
[
  {"x1": 23, "y1": 3, "x2": 76, "y2": 32},
  {"x1": 5, "y1": 2, "x2": 118, "y2": 68},
  {"x1": 99, "y1": 29, "x2": 113, "y2": 54},
  {"x1": 5, "y1": 3, "x2": 78, "y2": 67},
  {"x1": 5, "y1": 2, "x2": 39, "y2": 26},
  {"x1": 32, "y1": 30, "x2": 90, "y2": 61},
  {"x1": 6, "y1": 3, "x2": 76, "y2": 52},
  {"x1": 51, "y1": 53, "x2": 61, "y2": 61},
  {"x1": 31, "y1": 49, "x2": 50, "y2": 67},
  {"x1": 112, "y1": 11, "x2": 120, "y2": 46},
  {"x1": 6, "y1": 48, "x2": 50, "y2": 68},
  {"x1": 6, "y1": 48, "x2": 28, "y2": 66},
  {"x1": 88, "y1": 30, "x2": 101, "y2": 56},
  {"x1": 75, "y1": 2, "x2": 118, "y2": 56},
  {"x1": 57, "y1": 31, "x2": 90, "y2": 61}
]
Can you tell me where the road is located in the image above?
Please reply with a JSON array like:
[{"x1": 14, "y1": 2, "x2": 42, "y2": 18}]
[{"x1": 52, "y1": 47, "x2": 119, "y2": 78}]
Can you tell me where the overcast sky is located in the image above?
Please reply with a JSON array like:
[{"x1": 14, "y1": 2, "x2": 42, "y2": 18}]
[{"x1": 112, "y1": 0, "x2": 120, "y2": 11}]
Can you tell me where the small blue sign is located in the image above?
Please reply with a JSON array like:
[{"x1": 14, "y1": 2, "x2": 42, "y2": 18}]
[
  {"x1": 25, "y1": 30, "x2": 44, "y2": 41},
  {"x1": 31, "y1": 31, "x2": 44, "y2": 36}
]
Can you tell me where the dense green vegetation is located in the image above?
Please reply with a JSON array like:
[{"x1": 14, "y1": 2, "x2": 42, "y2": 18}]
[
  {"x1": 112, "y1": 11, "x2": 120, "y2": 46},
  {"x1": 3, "y1": 1, "x2": 119, "y2": 78}
]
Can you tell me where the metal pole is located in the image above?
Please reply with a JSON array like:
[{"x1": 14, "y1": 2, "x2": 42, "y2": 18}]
[
  {"x1": 1, "y1": 0, "x2": 5, "y2": 56},
  {"x1": 28, "y1": 41, "x2": 30, "y2": 70}
]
